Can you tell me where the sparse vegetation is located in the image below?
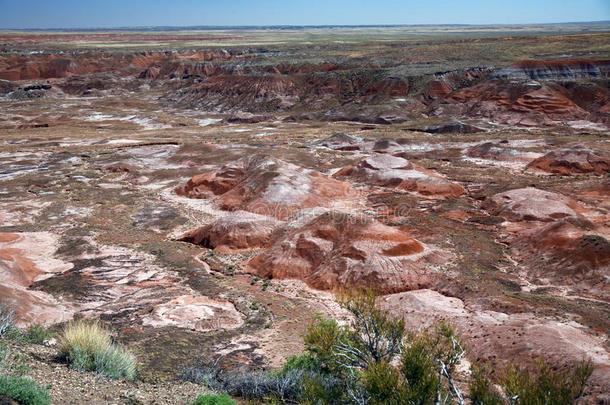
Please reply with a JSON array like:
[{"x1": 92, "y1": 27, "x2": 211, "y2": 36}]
[
  {"x1": 23, "y1": 324, "x2": 55, "y2": 345},
  {"x1": 58, "y1": 320, "x2": 136, "y2": 380},
  {"x1": 184, "y1": 290, "x2": 594, "y2": 404},
  {"x1": 0, "y1": 342, "x2": 30, "y2": 377},
  {"x1": 500, "y1": 358, "x2": 594, "y2": 405}
]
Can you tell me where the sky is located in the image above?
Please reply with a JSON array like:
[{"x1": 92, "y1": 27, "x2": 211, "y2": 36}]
[{"x1": 0, "y1": 0, "x2": 609, "y2": 29}]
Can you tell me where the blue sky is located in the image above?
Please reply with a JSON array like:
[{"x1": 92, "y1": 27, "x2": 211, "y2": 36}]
[{"x1": 0, "y1": 0, "x2": 609, "y2": 29}]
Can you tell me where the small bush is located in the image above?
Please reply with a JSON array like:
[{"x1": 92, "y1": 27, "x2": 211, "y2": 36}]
[
  {"x1": 0, "y1": 375, "x2": 51, "y2": 405},
  {"x1": 24, "y1": 324, "x2": 55, "y2": 345},
  {"x1": 192, "y1": 393, "x2": 236, "y2": 405},
  {"x1": 59, "y1": 320, "x2": 136, "y2": 380}
]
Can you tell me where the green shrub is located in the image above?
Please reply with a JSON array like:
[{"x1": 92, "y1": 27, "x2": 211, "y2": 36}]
[
  {"x1": 59, "y1": 320, "x2": 136, "y2": 380},
  {"x1": 303, "y1": 315, "x2": 348, "y2": 374},
  {"x1": 275, "y1": 353, "x2": 322, "y2": 376},
  {"x1": 0, "y1": 375, "x2": 51, "y2": 405},
  {"x1": 502, "y1": 358, "x2": 594, "y2": 405},
  {"x1": 192, "y1": 393, "x2": 236, "y2": 405},
  {"x1": 23, "y1": 324, "x2": 55, "y2": 345},
  {"x1": 400, "y1": 332, "x2": 439, "y2": 404},
  {"x1": 469, "y1": 363, "x2": 504, "y2": 405}
]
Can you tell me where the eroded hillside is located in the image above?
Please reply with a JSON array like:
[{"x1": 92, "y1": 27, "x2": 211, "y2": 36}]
[{"x1": 0, "y1": 26, "x2": 609, "y2": 404}]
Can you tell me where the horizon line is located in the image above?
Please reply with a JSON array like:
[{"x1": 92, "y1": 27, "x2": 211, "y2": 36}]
[{"x1": 2, "y1": 20, "x2": 610, "y2": 32}]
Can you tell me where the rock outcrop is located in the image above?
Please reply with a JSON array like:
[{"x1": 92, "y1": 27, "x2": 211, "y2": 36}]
[
  {"x1": 493, "y1": 59, "x2": 610, "y2": 81},
  {"x1": 247, "y1": 211, "x2": 442, "y2": 294},
  {"x1": 315, "y1": 134, "x2": 364, "y2": 151},
  {"x1": 417, "y1": 121, "x2": 484, "y2": 134},
  {"x1": 526, "y1": 147, "x2": 610, "y2": 175},
  {"x1": 334, "y1": 154, "x2": 465, "y2": 198},
  {"x1": 141, "y1": 295, "x2": 244, "y2": 332}
]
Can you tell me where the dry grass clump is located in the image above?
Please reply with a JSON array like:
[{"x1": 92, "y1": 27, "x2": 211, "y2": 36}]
[{"x1": 58, "y1": 320, "x2": 136, "y2": 380}]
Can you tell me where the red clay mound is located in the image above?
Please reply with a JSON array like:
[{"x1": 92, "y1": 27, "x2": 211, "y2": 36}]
[
  {"x1": 526, "y1": 147, "x2": 610, "y2": 175},
  {"x1": 481, "y1": 187, "x2": 584, "y2": 222},
  {"x1": 334, "y1": 154, "x2": 465, "y2": 199},
  {"x1": 510, "y1": 220, "x2": 609, "y2": 298},
  {"x1": 178, "y1": 211, "x2": 282, "y2": 253},
  {"x1": 175, "y1": 155, "x2": 355, "y2": 219},
  {"x1": 246, "y1": 211, "x2": 444, "y2": 294}
]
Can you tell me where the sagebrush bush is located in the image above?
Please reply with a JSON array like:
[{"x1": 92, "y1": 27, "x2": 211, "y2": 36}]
[
  {"x1": 59, "y1": 320, "x2": 136, "y2": 380},
  {"x1": 0, "y1": 375, "x2": 51, "y2": 405},
  {"x1": 192, "y1": 393, "x2": 236, "y2": 405},
  {"x1": 0, "y1": 304, "x2": 16, "y2": 337}
]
